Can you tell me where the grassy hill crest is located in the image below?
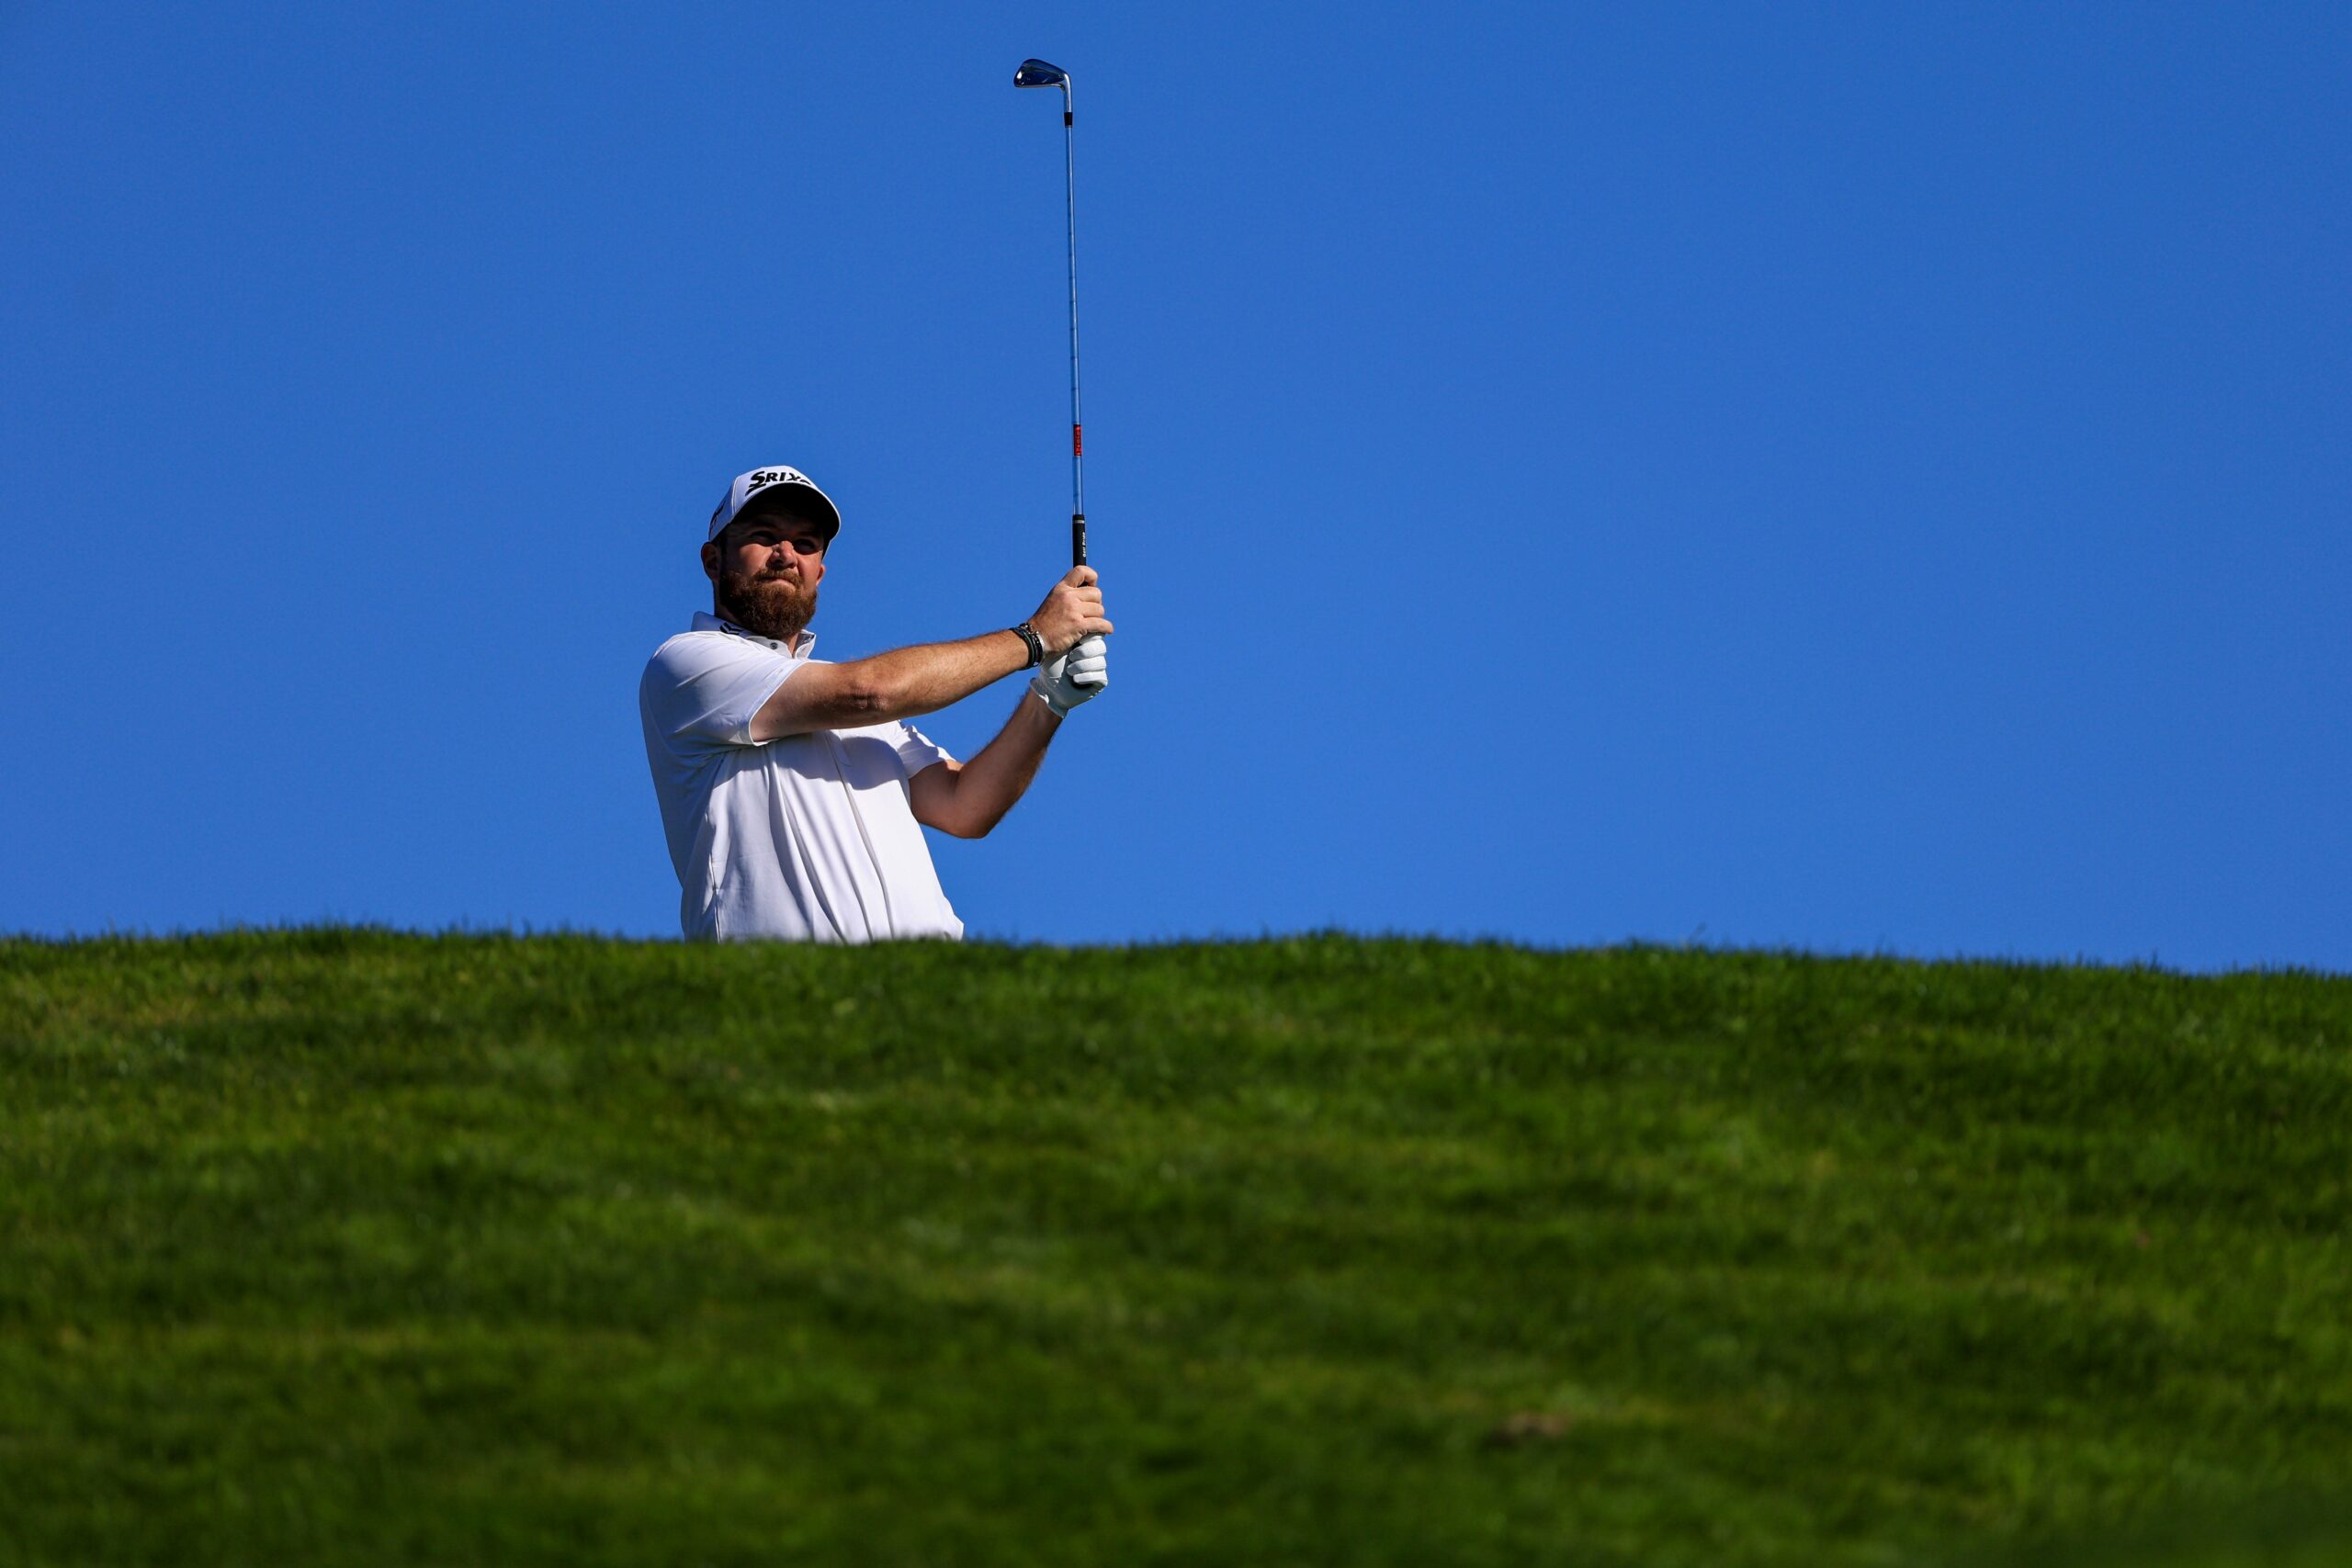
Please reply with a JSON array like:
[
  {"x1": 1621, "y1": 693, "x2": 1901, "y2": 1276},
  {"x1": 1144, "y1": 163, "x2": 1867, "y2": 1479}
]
[{"x1": 4, "y1": 932, "x2": 2348, "y2": 1565}]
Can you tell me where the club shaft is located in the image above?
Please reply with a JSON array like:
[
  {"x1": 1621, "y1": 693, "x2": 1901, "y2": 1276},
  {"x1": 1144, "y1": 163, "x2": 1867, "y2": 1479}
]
[{"x1": 1062, "y1": 95, "x2": 1085, "y2": 567}]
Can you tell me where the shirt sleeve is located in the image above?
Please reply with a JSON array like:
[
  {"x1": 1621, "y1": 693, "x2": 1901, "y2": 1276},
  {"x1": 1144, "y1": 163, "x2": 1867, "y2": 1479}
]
[
  {"x1": 639, "y1": 633, "x2": 804, "y2": 754},
  {"x1": 889, "y1": 721, "x2": 957, "y2": 779}
]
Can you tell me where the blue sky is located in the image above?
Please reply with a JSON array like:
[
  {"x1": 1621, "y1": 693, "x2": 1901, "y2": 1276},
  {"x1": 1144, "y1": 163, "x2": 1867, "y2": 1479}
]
[{"x1": 4, "y1": 3, "x2": 2346, "y2": 969}]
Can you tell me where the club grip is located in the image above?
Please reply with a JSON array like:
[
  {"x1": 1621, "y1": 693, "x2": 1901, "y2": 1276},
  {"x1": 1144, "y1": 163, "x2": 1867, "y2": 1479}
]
[{"x1": 1072, "y1": 513, "x2": 1087, "y2": 568}]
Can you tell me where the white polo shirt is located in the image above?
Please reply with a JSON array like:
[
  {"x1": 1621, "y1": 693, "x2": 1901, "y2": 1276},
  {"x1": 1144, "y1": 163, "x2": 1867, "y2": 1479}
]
[{"x1": 639, "y1": 614, "x2": 965, "y2": 942}]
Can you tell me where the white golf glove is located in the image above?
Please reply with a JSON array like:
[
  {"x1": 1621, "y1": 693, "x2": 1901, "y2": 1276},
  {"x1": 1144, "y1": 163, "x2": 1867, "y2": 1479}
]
[{"x1": 1030, "y1": 635, "x2": 1108, "y2": 716}]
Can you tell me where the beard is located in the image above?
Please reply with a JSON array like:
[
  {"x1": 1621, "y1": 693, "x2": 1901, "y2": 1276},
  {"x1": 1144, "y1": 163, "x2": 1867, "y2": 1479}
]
[{"x1": 714, "y1": 566, "x2": 819, "y2": 643}]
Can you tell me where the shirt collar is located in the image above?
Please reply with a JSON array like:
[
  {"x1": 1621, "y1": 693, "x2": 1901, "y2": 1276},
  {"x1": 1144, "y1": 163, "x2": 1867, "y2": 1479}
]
[{"x1": 693, "y1": 610, "x2": 814, "y2": 658}]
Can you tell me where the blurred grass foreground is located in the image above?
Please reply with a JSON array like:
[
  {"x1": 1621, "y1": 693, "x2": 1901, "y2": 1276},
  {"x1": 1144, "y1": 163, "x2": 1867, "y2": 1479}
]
[{"x1": 3, "y1": 931, "x2": 2348, "y2": 1565}]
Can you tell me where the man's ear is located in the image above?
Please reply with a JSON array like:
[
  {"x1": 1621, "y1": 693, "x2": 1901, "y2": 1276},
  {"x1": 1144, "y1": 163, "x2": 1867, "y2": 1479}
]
[{"x1": 700, "y1": 540, "x2": 719, "y2": 581}]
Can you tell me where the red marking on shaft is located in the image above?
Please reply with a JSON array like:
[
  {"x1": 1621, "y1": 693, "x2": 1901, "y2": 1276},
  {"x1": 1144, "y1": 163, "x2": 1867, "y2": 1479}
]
[{"x1": 1072, "y1": 423, "x2": 1083, "y2": 457}]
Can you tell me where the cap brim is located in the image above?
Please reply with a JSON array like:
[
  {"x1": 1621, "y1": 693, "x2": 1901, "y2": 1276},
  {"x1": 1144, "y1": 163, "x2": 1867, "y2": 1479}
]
[{"x1": 726, "y1": 481, "x2": 842, "y2": 543}]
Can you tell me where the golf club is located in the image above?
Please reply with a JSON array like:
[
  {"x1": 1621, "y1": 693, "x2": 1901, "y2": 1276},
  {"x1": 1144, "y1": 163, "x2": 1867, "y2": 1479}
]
[{"x1": 1014, "y1": 58, "x2": 1091, "y2": 585}]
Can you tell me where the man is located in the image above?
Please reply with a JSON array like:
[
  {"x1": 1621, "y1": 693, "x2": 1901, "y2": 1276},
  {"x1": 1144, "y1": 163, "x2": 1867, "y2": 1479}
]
[{"x1": 639, "y1": 464, "x2": 1112, "y2": 942}]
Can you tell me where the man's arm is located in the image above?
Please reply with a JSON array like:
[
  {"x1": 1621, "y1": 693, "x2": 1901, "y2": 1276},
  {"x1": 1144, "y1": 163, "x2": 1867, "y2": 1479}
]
[
  {"x1": 753, "y1": 629, "x2": 1026, "y2": 740},
  {"x1": 906, "y1": 695, "x2": 1062, "y2": 839},
  {"x1": 750, "y1": 567, "x2": 1109, "y2": 741}
]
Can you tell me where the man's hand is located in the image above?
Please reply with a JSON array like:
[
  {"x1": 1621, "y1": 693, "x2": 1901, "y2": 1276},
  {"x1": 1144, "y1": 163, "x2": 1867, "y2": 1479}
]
[
  {"x1": 1029, "y1": 567, "x2": 1113, "y2": 655},
  {"x1": 1030, "y1": 637, "x2": 1108, "y2": 716}
]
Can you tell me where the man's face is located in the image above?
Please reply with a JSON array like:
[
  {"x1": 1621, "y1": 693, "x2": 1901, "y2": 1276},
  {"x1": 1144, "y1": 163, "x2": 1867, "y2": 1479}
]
[{"x1": 703, "y1": 506, "x2": 829, "y2": 642}]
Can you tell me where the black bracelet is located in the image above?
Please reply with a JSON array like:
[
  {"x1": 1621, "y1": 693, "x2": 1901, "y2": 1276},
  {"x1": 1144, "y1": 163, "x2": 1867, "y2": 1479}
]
[{"x1": 1011, "y1": 622, "x2": 1044, "y2": 668}]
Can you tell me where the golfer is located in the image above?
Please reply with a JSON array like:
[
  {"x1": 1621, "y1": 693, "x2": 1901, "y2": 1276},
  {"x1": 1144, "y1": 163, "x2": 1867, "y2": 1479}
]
[{"x1": 639, "y1": 465, "x2": 1112, "y2": 942}]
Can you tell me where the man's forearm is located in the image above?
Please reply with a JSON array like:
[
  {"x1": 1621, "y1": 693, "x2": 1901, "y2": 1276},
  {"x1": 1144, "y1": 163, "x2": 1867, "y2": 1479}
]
[
  {"x1": 754, "y1": 627, "x2": 1030, "y2": 739},
  {"x1": 855, "y1": 629, "x2": 1033, "y2": 720},
  {"x1": 930, "y1": 693, "x2": 1061, "y2": 838}
]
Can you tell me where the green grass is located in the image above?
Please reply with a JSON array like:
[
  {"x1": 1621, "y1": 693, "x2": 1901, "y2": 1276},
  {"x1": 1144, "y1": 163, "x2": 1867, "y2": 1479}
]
[{"x1": 2, "y1": 931, "x2": 2347, "y2": 1566}]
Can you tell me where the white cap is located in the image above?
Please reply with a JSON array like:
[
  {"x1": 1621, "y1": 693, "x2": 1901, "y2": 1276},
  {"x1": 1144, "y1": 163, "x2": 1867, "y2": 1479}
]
[{"x1": 707, "y1": 465, "x2": 842, "y2": 545}]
